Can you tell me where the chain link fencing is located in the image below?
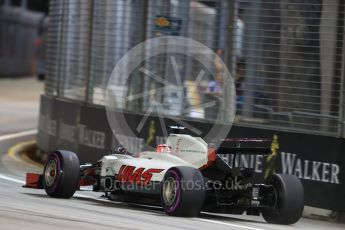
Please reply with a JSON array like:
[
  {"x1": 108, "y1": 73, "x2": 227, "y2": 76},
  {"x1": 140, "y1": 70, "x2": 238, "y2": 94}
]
[{"x1": 44, "y1": 0, "x2": 345, "y2": 137}]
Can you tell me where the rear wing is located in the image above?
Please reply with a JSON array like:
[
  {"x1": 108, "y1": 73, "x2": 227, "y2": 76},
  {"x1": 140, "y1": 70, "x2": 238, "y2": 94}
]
[
  {"x1": 215, "y1": 135, "x2": 279, "y2": 178},
  {"x1": 216, "y1": 135, "x2": 279, "y2": 156}
]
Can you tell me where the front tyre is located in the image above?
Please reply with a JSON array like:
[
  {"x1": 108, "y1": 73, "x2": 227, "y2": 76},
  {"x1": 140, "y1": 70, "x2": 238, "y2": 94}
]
[
  {"x1": 262, "y1": 174, "x2": 304, "y2": 225},
  {"x1": 161, "y1": 166, "x2": 205, "y2": 217},
  {"x1": 43, "y1": 150, "x2": 80, "y2": 198}
]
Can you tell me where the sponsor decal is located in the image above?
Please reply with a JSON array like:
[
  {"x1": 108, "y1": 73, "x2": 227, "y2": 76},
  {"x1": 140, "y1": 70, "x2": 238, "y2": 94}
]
[
  {"x1": 264, "y1": 135, "x2": 279, "y2": 179},
  {"x1": 59, "y1": 121, "x2": 76, "y2": 142},
  {"x1": 117, "y1": 165, "x2": 164, "y2": 185},
  {"x1": 180, "y1": 149, "x2": 206, "y2": 154},
  {"x1": 220, "y1": 154, "x2": 264, "y2": 173},
  {"x1": 79, "y1": 124, "x2": 105, "y2": 149},
  {"x1": 175, "y1": 138, "x2": 182, "y2": 153},
  {"x1": 220, "y1": 151, "x2": 341, "y2": 184},
  {"x1": 146, "y1": 120, "x2": 156, "y2": 146},
  {"x1": 281, "y1": 152, "x2": 340, "y2": 184},
  {"x1": 39, "y1": 114, "x2": 57, "y2": 136}
]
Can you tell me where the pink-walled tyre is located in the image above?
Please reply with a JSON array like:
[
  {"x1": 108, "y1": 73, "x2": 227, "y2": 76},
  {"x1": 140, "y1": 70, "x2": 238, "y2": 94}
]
[
  {"x1": 43, "y1": 150, "x2": 80, "y2": 198},
  {"x1": 161, "y1": 166, "x2": 205, "y2": 217}
]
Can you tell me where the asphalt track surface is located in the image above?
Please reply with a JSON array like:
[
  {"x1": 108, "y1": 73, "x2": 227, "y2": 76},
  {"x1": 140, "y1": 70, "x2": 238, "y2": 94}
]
[{"x1": 0, "y1": 79, "x2": 345, "y2": 229}]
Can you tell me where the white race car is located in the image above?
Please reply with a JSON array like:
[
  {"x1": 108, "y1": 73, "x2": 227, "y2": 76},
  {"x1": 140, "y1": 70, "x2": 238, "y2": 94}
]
[{"x1": 25, "y1": 127, "x2": 304, "y2": 225}]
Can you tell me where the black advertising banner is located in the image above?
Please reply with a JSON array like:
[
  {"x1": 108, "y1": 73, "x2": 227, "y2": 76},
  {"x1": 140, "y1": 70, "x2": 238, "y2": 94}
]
[
  {"x1": 78, "y1": 105, "x2": 113, "y2": 163},
  {"x1": 36, "y1": 95, "x2": 56, "y2": 151},
  {"x1": 53, "y1": 99, "x2": 81, "y2": 153},
  {"x1": 37, "y1": 95, "x2": 345, "y2": 212}
]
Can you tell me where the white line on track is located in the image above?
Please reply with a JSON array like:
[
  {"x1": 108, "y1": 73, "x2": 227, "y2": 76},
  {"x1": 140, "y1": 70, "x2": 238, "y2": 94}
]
[
  {"x1": 194, "y1": 218, "x2": 265, "y2": 230},
  {"x1": 0, "y1": 174, "x2": 25, "y2": 184},
  {"x1": 0, "y1": 129, "x2": 37, "y2": 142}
]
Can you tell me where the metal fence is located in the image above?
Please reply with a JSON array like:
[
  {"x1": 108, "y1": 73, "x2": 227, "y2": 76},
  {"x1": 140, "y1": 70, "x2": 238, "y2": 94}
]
[
  {"x1": 236, "y1": 0, "x2": 344, "y2": 136},
  {"x1": 44, "y1": 0, "x2": 345, "y2": 137}
]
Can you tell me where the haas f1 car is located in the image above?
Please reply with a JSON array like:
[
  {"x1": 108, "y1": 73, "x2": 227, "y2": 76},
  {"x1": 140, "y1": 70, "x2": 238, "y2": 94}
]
[{"x1": 25, "y1": 128, "x2": 304, "y2": 225}]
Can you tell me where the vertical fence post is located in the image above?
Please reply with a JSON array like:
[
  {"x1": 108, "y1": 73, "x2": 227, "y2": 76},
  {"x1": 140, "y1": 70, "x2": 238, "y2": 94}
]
[
  {"x1": 225, "y1": 0, "x2": 235, "y2": 76},
  {"x1": 242, "y1": 0, "x2": 261, "y2": 118},
  {"x1": 126, "y1": 0, "x2": 148, "y2": 113},
  {"x1": 222, "y1": 0, "x2": 235, "y2": 122},
  {"x1": 56, "y1": 0, "x2": 65, "y2": 97},
  {"x1": 85, "y1": 0, "x2": 94, "y2": 104},
  {"x1": 339, "y1": 14, "x2": 345, "y2": 138},
  {"x1": 320, "y1": 0, "x2": 339, "y2": 133}
]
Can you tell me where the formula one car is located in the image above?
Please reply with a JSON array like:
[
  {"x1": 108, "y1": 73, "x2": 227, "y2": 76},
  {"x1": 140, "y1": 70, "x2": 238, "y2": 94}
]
[{"x1": 25, "y1": 127, "x2": 304, "y2": 225}]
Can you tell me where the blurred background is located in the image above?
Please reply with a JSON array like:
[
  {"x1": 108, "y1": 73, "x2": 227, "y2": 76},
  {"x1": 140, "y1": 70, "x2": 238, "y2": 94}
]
[
  {"x1": 0, "y1": 0, "x2": 48, "y2": 135},
  {"x1": 0, "y1": 0, "x2": 48, "y2": 78}
]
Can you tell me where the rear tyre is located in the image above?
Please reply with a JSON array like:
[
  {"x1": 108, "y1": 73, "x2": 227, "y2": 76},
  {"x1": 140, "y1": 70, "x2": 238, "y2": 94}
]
[
  {"x1": 161, "y1": 166, "x2": 205, "y2": 217},
  {"x1": 43, "y1": 150, "x2": 80, "y2": 198},
  {"x1": 262, "y1": 174, "x2": 304, "y2": 225}
]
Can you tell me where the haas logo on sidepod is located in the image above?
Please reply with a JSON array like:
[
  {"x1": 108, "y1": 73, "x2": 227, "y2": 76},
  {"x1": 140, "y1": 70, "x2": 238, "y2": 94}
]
[{"x1": 117, "y1": 165, "x2": 164, "y2": 185}]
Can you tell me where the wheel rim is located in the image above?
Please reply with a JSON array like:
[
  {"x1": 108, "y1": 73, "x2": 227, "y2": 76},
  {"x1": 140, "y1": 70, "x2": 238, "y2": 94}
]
[
  {"x1": 44, "y1": 159, "x2": 57, "y2": 187},
  {"x1": 163, "y1": 177, "x2": 178, "y2": 206}
]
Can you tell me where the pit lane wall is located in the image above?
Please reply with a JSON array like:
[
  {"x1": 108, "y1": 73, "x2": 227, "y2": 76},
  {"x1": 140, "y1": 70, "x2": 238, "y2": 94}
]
[{"x1": 37, "y1": 94, "x2": 345, "y2": 213}]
